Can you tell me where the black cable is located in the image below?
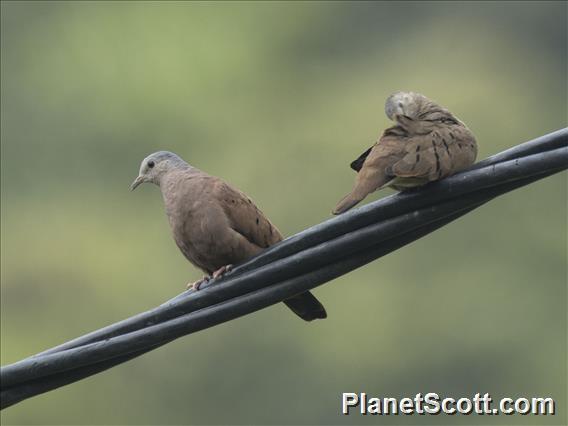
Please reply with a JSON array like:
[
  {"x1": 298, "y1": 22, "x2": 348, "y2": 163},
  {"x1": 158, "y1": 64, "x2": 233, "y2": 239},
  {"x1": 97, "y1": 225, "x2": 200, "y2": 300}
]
[
  {"x1": 26, "y1": 129, "x2": 568, "y2": 359},
  {"x1": 1, "y1": 128, "x2": 566, "y2": 409}
]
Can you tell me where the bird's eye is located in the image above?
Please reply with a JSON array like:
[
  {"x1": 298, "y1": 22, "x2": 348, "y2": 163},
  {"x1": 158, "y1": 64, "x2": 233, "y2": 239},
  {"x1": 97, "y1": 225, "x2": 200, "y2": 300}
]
[{"x1": 147, "y1": 160, "x2": 155, "y2": 169}]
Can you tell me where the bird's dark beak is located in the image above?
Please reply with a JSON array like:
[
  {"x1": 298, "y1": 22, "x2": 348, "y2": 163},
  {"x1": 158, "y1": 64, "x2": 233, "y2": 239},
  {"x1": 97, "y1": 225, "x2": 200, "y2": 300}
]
[{"x1": 130, "y1": 175, "x2": 144, "y2": 191}]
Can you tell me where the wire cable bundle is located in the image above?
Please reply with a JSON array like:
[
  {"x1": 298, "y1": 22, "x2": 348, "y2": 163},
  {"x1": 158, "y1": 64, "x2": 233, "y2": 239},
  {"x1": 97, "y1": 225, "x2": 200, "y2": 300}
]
[{"x1": 1, "y1": 128, "x2": 566, "y2": 409}]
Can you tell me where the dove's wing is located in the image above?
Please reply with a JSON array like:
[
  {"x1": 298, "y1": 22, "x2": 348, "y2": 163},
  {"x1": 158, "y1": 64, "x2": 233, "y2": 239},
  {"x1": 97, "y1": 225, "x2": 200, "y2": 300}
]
[
  {"x1": 214, "y1": 181, "x2": 283, "y2": 249},
  {"x1": 443, "y1": 125, "x2": 478, "y2": 172},
  {"x1": 212, "y1": 178, "x2": 327, "y2": 321},
  {"x1": 389, "y1": 124, "x2": 476, "y2": 181},
  {"x1": 212, "y1": 179, "x2": 326, "y2": 321},
  {"x1": 388, "y1": 134, "x2": 441, "y2": 180}
]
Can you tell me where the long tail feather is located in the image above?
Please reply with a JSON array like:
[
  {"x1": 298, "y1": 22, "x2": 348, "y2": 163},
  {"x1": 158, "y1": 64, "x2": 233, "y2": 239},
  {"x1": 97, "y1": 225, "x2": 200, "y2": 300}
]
[
  {"x1": 332, "y1": 191, "x2": 365, "y2": 215},
  {"x1": 284, "y1": 292, "x2": 327, "y2": 321}
]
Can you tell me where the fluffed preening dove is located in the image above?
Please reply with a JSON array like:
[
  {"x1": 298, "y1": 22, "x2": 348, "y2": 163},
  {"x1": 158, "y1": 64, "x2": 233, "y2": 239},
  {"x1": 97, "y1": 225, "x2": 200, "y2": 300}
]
[
  {"x1": 131, "y1": 152, "x2": 327, "y2": 321},
  {"x1": 333, "y1": 91, "x2": 478, "y2": 214}
]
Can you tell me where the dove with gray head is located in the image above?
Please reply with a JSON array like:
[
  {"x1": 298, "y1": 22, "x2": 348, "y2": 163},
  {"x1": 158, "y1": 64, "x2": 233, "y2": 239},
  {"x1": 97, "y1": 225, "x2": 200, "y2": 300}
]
[
  {"x1": 131, "y1": 151, "x2": 327, "y2": 321},
  {"x1": 333, "y1": 91, "x2": 477, "y2": 214}
]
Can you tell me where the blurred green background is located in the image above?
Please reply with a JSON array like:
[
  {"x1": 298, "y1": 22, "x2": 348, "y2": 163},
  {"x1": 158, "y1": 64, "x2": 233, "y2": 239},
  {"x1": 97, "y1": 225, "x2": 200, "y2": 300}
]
[{"x1": 1, "y1": 1, "x2": 566, "y2": 425}]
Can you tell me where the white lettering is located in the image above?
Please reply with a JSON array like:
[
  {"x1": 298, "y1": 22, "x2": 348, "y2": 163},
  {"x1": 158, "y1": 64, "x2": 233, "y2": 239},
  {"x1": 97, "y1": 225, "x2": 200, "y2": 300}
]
[
  {"x1": 532, "y1": 397, "x2": 555, "y2": 415},
  {"x1": 424, "y1": 392, "x2": 440, "y2": 414},
  {"x1": 383, "y1": 397, "x2": 397, "y2": 414},
  {"x1": 399, "y1": 398, "x2": 414, "y2": 414},
  {"x1": 340, "y1": 392, "x2": 555, "y2": 416},
  {"x1": 457, "y1": 397, "x2": 473, "y2": 414},
  {"x1": 342, "y1": 393, "x2": 359, "y2": 415},
  {"x1": 442, "y1": 397, "x2": 456, "y2": 414},
  {"x1": 367, "y1": 398, "x2": 381, "y2": 414},
  {"x1": 500, "y1": 397, "x2": 514, "y2": 414},
  {"x1": 515, "y1": 398, "x2": 530, "y2": 415}
]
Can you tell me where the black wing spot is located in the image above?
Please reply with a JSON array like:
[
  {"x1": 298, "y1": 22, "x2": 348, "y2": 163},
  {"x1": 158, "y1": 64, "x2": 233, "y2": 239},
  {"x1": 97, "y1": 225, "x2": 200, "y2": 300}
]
[
  {"x1": 442, "y1": 139, "x2": 450, "y2": 154},
  {"x1": 412, "y1": 154, "x2": 420, "y2": 171},
  {"x1": 256, "y1": 217, "x2": 259, "y2": 225},
  {"x1": 413, "y1": 146, "x2": 422, "y2": 170},
  {"x1": 457, "y1": 143, "x2": 463, "y2": 149},
  {"x1": 432, "y1": 140, "x2": 441, "y2": 172},
  {"x1": 449, "y1": 132, "x2": 455, "y2": 140}
]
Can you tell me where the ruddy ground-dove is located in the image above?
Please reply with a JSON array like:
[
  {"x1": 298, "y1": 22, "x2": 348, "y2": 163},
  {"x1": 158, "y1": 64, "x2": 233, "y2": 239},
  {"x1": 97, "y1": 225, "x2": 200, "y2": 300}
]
[
  {"x1": 333, "y1": 92, "x2": 477, "y2": 214},
  {"x1": 131, "y1": 152, "x2": 327, "y2": 321}
]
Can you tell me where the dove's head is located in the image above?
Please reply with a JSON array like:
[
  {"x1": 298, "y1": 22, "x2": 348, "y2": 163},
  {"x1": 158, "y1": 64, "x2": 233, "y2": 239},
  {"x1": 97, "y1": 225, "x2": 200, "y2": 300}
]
[
  {"x1": 385, "y1": 91, "x2": 460, "y2": 124},
  {"x1": 385, "y1": 91, "x2": 430, "y2": 120},
  {"x1": 130, "y1": 151, "x2": 190, "y2": 190}
]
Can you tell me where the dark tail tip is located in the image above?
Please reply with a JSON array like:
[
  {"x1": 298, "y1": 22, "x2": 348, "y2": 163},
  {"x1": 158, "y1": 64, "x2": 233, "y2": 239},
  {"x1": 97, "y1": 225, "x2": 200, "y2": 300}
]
[{"x1": 284, "y1": 291, "x2": 327, "y2": 321}]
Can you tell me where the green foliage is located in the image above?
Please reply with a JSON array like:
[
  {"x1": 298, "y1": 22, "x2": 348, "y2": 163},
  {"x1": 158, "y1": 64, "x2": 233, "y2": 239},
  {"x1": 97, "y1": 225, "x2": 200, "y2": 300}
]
[{"x1": 1, "y1": 1, "x2": 566, "y2": 424}]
